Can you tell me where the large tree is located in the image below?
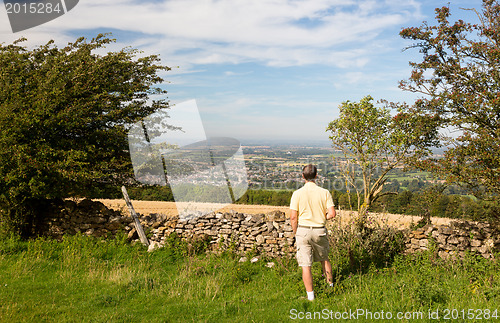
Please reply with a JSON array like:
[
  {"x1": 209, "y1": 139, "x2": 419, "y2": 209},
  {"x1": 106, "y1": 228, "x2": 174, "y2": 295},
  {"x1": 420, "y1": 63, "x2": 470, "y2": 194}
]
[
  {"x1": 326, "y1": 96, "x2": 439, "y2": 218},
  {"x1": 400, "y1": 0, "x2": 500, "y2": 199},
  {"x1": 0, "y1": 34, "x2": 170, "y2": 236}
]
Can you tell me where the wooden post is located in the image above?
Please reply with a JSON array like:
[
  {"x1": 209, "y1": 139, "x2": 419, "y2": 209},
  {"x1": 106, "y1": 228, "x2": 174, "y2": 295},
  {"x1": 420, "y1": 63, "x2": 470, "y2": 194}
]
[{"x1": 121, "y1": 186, "x2": 150, "y2": 247}]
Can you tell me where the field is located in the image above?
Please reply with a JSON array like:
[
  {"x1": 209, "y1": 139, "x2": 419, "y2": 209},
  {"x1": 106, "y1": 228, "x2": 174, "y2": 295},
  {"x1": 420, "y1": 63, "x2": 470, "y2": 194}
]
[
  {"x1": 97, "y1": 199, "x2": 290, "y2": 218},
  {"x1": 1, "y1": 200, "x2": 484, "y2": 322},
  {"x1": 97, "y1": 199, "x2": 453, "y2": 229},
  {"x1": 1, "y1": 233, "x2": 499, "y2": 322}
]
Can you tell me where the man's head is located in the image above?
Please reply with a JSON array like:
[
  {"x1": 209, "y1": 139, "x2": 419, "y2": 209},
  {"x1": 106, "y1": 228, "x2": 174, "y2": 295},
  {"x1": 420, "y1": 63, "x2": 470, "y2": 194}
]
[{"x1": 302, "y1": 164, "x2": 317, "y2": 181}]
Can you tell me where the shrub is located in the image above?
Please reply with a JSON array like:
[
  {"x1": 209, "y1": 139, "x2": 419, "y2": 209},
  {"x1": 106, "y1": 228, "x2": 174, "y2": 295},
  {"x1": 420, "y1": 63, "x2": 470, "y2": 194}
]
[
  {"x1": 328, "y1": 213, "x2": 406, "y2": 276},
  {"x1": 160, "y1": 232, "x2": 211, "y2": 262}
]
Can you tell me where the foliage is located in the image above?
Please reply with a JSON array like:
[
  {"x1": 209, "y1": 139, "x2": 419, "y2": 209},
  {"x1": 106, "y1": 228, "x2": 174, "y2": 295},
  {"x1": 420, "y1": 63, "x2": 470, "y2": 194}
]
[
  {"x1": 328, "y1": 213, "x2": 406, "y2": 275},
  {"x1": 236, "y1": 189, "x2": 293, "y2": 206},
  {"x1": 400, "y1": 0, "x2": 500, "y2": 200},
  {"x1": 0, "y1": 34, "x2": 171, "y2": 236},
  {"x1": 371, "y1": 188, "x2": 500, "y2": 222},
  {"x1": 326, "y1": 96, "x2": 439, "y2": 218},
  {"x1": 160, "y1": 232, "x2": 211, "y2": 261}
]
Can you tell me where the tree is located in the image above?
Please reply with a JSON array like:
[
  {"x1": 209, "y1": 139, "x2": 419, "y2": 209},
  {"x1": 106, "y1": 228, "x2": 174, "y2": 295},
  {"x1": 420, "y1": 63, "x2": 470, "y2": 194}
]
[
  {"x1": 0, "y1": 34, "x2": 171, "y2": 236},
  {"x1": 400, "y1": 0, "x2": 500, "y2": 199},
  {"x1": 326, "y1": 96, "x2": 439, "y2": 218}
]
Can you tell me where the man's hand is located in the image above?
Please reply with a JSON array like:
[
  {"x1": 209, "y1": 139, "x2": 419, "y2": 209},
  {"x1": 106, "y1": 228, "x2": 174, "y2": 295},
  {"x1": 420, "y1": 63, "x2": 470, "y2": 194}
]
[
  {"x1": 290, "y1": 209, "x2": 298, "y2": 235},
  {"x1": 326, "y1": 206, "x2": 336, "y2": 220}
]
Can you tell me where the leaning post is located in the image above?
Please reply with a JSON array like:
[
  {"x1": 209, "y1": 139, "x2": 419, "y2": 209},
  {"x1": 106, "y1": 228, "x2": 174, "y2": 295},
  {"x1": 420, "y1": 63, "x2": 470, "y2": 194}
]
[{"x1": 121, "y1": 186, "x2": 150, "y2": 247}]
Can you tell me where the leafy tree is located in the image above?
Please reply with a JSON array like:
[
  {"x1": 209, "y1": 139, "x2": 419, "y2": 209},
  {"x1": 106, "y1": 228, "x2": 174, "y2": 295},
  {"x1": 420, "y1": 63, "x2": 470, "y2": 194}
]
[
  {"x1": 400, "y1": 0, "x2": 500, "y2": 199},
  {"x1": 0, "y1": 34, "x2": 171, "y2": 236},
  {"x1": 326, "y1": 96, "x2": 439, "y2": 218}
]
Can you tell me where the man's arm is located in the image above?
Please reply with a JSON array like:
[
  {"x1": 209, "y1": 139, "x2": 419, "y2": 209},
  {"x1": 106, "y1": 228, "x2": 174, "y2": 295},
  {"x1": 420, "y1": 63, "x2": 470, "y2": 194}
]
[
  {"x1": 290, "y1": 209, "x2": 298, "y2": 235},
  {"x1": 326, "y1": 206, "x2": 336, "y2": 220}
]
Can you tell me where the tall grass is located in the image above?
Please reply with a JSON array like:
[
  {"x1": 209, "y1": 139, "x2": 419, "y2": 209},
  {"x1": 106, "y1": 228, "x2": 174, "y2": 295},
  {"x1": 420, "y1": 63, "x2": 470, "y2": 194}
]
[{"x1": 1, "y1": 232, "x2": 499, "y2": 322}]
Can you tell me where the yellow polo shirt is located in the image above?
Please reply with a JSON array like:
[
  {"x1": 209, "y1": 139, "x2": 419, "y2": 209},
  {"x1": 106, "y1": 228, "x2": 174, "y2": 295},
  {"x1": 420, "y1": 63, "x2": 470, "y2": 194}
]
[{"x1": 290, "y1": 181, "x2": 334, "y2": 227}]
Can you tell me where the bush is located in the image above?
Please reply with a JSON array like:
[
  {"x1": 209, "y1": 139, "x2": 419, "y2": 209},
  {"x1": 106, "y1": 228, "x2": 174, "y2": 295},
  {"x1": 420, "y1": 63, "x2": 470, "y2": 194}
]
[
  {"x1": 0, "y1": 35, "x2": 171, "y2": 237},
  {"x1": 160, "y1": 232, "x2": 211, "y2": 262},
  {"x1": 329, "y1": 213, "x2": 406, "y2": 276}
]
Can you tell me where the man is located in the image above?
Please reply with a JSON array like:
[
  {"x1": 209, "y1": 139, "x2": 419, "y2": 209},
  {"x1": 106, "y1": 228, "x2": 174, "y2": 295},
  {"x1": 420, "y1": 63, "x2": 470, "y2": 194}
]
[{"x1": 290, "y1": 164, "x2": 336, "y2": 301}]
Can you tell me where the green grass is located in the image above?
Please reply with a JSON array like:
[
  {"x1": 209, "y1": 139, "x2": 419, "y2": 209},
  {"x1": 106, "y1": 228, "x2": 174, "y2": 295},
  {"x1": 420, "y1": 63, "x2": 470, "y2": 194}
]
[
  {"x1": 386, "y1": 171, "x2": 432, "y2": 182},
  {"x1": 1, "y1": 234, "x2": 500, "y2": 322}
]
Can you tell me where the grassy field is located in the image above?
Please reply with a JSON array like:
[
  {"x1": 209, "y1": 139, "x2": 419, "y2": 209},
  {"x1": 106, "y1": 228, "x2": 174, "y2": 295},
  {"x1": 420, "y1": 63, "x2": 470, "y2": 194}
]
[{"x1": 1, "y1": 233, "x2": 500, "y2": 322}]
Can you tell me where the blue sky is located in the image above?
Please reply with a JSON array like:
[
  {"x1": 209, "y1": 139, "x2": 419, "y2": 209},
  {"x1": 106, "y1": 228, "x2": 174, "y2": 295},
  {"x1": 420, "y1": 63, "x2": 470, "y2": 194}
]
[{"x1": 0, "y1": 0, "x2": 481, "y2": 144}]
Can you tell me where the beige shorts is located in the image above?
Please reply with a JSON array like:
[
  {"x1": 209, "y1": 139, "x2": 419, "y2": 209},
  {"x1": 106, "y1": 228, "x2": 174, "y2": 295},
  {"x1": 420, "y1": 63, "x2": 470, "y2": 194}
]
[{"x1": 295, "y1": 226, "x2": 330, "y2": 267}]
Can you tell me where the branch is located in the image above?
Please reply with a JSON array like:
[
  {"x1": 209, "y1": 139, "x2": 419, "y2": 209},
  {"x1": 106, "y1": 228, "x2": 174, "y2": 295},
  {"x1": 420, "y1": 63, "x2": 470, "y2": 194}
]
[{"x1": 372, "y1": 191, "x2": 399, "y2": 205}]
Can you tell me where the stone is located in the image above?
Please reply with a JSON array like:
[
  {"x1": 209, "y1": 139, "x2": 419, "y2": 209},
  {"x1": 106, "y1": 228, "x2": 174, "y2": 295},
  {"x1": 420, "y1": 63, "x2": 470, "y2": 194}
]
[
  {"x1": 419, "y1": 239, "x2": 429, "y2": 248},
  {"x1": 250, "y1": 256, "x2": 259, "y2": 263},
  {"x1": 266, "y1": 210, "x2": 286, "y2": 222},
  {"x1": 413, "y1": 233, "x2": 426, "y2": 239},
  {"x1": 436, "y1": 234, "x2": 447, "y2": 245},
  {"x1": 447, "y1": 236, "x2": 459, "y2": 244},
  {"x1": 485, "y1": 239, "x2": 495, "y2": 248},
  {"x1": 251, "y1": 229, "x2": 261, "y2": 236},
  {"x1": 238, "y1": 257, "x2": 248, "y2": 263},
  {"x1": 439, "y1": 226, "x2": 453, "y2": 235},
  {"x1": 105, "y1": 221, "x2": 122, "y2": 231},
  {"x1": 272, "y1": 221, "x2": 280, "y2": 231},
  {"x1": 478, "y1": 245, "x2": 489, "y2": 254},
  {"x1": 256, "y1": 235, "x2": 265, "y2": 245},
  {"x1": 251, "y1": 214, "x2": 264, "y2": 224},
  {"x1": 469, "y1": 230, "x2": 483, "y2": 240},
  {"x1": 84, "y1": 228, "x2": 95, "y2": 236},
  {"x1": 425, "y1": 226, "x2": 435, "y2": 235},
  {"x1": 266, "y1": 262, "x2": 276, "y2": 268},
  {"x1": 443, "y1": 244, "x2": 454, "y2": 251},
  {"x1": 457, "y1": 238, "x2": 469, "y2": 250},
  {"x1": 147, "y1": 241, "x2": 162, "y2": 252}
]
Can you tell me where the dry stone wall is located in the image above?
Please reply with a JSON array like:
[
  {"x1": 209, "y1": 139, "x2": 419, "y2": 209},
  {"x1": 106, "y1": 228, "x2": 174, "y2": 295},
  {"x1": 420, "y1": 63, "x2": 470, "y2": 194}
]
[
  {"x1": 406, "y1": 221, "x2": 500, "y2": 259},
  {"x1": 148, "y1": 210, "x2": 296, "y2": 256},
  {"x1": 41, "y1": 199, "x2": 296, "y2": 257},
  {"x1": 42, "y1": 199, "x2": 499, "y2": 260},
  {"x1": 42, "y1": 199, "x2": 127, "y2": 239}
]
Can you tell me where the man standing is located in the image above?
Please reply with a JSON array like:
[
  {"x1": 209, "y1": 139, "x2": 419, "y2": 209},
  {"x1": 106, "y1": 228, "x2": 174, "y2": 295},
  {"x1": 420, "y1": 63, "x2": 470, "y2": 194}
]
[{"x1": 290, "y1": 164, "x2": 336, "y2": 301}]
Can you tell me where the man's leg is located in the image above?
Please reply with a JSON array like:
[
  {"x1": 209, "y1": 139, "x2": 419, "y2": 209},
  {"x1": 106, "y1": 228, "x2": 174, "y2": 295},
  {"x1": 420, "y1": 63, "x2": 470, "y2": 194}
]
[
  {"x1": 301, "y1": 266, "x2": 314, "y2": 300},
  {"x1": 321, "y1": 260, "x2": 333, "y2": 285},
  {"x1": 301, "y1": 266, "x2": 313, "y2": 292}
]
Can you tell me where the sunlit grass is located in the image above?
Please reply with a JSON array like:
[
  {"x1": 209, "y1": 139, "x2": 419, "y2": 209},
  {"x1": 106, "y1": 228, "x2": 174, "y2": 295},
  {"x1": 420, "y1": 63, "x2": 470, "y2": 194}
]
[{"x1": 0, "y1": 234, "x2": 499, "y2": 322}]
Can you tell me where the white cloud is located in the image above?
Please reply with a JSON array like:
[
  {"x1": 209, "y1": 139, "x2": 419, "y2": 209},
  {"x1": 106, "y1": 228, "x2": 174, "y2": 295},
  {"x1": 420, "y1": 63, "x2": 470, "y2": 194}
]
[{"x1": 1, "y1": 0, "x2": 422, "y2": 68}]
